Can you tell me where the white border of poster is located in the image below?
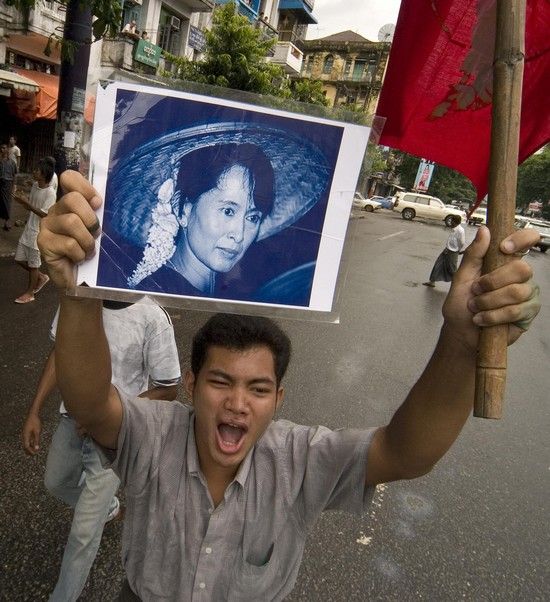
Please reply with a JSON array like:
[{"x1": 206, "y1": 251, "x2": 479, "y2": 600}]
[{"x1": 78, "y1": 81, "x2": 369, "y2": 313}]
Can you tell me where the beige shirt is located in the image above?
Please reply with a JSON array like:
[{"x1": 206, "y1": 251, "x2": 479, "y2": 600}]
[{"x1": 111, "y1": 397, "x2": 375, "y2": 601}]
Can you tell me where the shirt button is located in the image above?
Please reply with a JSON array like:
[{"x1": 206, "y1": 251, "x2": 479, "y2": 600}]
[
  {"x1": 199, "y1": 582, "x2": 206, "y2": 589},
  {"x1": 205, "y1": 547, "x2": 212, "y2": 554}
]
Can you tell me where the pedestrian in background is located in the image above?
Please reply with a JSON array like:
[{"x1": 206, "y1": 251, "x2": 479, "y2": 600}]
[
  {"x1": 8, "y1": 135, "x2": 21, "y2": 169},
  {"x1": 44, "y1": 156, "x2": 58, "y2": 192},
  {"x1": 13, "y1": 158, "x2": 56, "y2": 303},
  {"x1": 21, "y1": 300, "x2": 181, "y2": 602},
  {"x1": 423, "y1": 214, "x2": 466, "y2": 287},
  {"x1": 0, "y1": 142, "x2": 18, "y2": 231}
]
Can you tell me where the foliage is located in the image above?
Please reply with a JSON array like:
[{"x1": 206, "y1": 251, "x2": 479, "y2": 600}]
[
  {"x1": 288, "y1": 79, "x2": 329, "y2": 106},
  {"x1": 163, "y1": 3, "x2": 286, "y2": 96},
  {"x1": 6, "y1": 0, "x2": 121, "y2": 61},
  {"x1": 516, "y1": 145, "x2": 550, "y2": 216},
  {"x1": 6, "y1": 0, "x2": 121, "y2": 39},
  {"x1": 164, "y1": 3, "x2": 328, "y2": 106},
  {"x1": 393, "y1": 151, "x2": 476, "y2": 204}
]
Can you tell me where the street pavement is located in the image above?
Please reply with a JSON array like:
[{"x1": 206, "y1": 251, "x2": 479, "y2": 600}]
[{"x1": 0, "y1": 209, "x2": 548, "y2": 600}]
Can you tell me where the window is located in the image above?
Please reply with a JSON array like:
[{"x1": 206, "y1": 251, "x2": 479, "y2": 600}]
[
  {"x1": 352, "y1": 60, "x2": 365, "y2": 80},
  {"x1": 158, "y1": 10, "x2": 184, "y2": 54},
  {"x1": 323, "y1": 54, "x2": 334, "y2": 75},
  {"x1": 344, "y1": 59, "x2": 352, "y2": 76}
]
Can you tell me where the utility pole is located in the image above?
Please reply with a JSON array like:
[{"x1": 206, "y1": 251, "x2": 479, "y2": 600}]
[{"x1": 53, "y1": 0, "x2": 93, "y2": 175}]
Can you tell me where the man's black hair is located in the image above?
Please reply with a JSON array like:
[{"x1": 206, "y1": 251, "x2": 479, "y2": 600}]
[
  {"x1": 37, "y1": 158, "x2": 54, "y2": 184},
  {"x1": 191, "y1": 313, "x2": 291, "y2": 385}
]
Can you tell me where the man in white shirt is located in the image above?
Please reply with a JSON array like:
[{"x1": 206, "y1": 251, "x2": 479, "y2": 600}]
[
  {"x1": 22, "y1": 299, "x2": 181, "y2": 601},
  {"x1": 423, "y1": 214, "x2": 466, "y2": 287},
  {"x1": 8, "y1": 135, "x2": 21, "y2": 169}
]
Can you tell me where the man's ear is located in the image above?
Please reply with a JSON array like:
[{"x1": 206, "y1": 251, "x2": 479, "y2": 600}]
[
  {"x1": 275, "y1": 387, "x2": 285, "y2": 412},
  {"x1": 184, "y1": 370, "x2": 196, "y2": 404}
]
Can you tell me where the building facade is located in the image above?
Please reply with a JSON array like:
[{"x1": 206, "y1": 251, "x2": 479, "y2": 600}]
[
  {"x1": 214, "y1": 0, "x2": 317, "y2": 75},
  {"x1": 0, "y1": 0, "x2": 317, "y2": 169},
  {"x1": 301, "y1": 30, "x2": 390, "y2": 114}
]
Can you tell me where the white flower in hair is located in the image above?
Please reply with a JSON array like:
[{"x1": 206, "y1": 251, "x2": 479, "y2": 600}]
[{"x1": 127, "y1": 176, "x2": 180, "y2": 287}]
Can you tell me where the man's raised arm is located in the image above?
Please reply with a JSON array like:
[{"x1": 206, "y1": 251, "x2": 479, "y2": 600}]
[
  {"x1": 366, "y1": 226, "x2": 541, "y2": 487},
  {"x1": 38, "y1": 171, "x2": 122, "y2": 449}
]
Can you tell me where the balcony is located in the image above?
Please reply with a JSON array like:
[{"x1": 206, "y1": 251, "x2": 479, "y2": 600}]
[
  {"x1": 100, "y1": 36, "x2": 160, "y2": 75},
  {"x1": 278, "y1": 0, "x2": 317, "y2": 24},
  {"x1": 185, "y1": 0, "x2": 215, "y2": 9},
  {"x1": 270, "y1": 41, "x2": 303, "y2": 75},
  {"x1": 215, "y1": 0, "x2": 259, "y2": 23}
]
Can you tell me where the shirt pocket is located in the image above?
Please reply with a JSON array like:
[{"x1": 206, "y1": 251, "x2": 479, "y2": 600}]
[{"x1": 227, "y1": 543, "x2": 280, "y2": 601}]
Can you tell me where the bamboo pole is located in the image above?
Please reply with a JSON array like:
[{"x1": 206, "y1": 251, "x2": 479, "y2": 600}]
[{"x1": 474, "y1": 0, "x2": 526, "y2": 419}]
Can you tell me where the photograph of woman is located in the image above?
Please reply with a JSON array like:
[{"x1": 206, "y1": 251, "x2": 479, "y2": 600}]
[{"x1": 94, "y1": 86, "x2": 349, "y2": 308}]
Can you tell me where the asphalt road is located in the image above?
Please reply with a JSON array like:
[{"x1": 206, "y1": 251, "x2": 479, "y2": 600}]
[{"x1": 0, "y1": 209, "x2": 548, "y2": 600}]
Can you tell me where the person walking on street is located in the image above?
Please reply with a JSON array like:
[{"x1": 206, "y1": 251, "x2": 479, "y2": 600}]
[
  {"x1": 13, "y1": 158, "x2": 56, "y2": 303},
  {"x1": 21, "y1": 299, "x2": 181, "y2": 602},
  {"x1": 423, "y1": 214, "x2": 466, "y2": 287},
  {"x1": 0, "y1": 142, "x2": 18, "y2": 231}
]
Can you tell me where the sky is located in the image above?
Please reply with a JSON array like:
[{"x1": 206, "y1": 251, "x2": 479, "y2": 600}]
[{"x1": 306, "y1": 0, "x2": 402, "y2": 41}]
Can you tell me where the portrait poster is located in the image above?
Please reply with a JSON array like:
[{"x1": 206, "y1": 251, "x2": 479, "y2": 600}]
[{"x1": 79, "y1": 81, "x2": 370, "y2": 313}]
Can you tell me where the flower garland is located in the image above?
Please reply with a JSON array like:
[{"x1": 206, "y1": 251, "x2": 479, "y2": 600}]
[{"x1": 127, "y1": 167, "x2": 180, "y2": 288}]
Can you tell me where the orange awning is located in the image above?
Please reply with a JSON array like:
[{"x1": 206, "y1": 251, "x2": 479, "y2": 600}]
[
  {"x1": 13, "y1": 68, "x2": 59, "y2": 120},
  {"x1": 6, "y1": 32, "x2": 61, "y2": 65},
  {"x1": 6, "y1": 67, "x2": 95, "y2": 125}
]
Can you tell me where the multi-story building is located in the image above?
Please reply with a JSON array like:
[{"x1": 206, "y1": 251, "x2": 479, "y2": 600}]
[
  {"x1": 301, "y1": 30, "x2": 390, "y2": 114},
  {"x1": 0, "y1": 0, "x2": 214, "y2": 167},
  {"x1": 0, "y1": 0, "x2": 317, "y2": 168},
  {"x1": 214, "y1": 0, "x2": 317, "y2": 75}
]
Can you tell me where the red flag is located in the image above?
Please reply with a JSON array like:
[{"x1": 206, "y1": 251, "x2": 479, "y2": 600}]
[{"x1": 377, "y1": 0, "x2": 550, "y2": 199}]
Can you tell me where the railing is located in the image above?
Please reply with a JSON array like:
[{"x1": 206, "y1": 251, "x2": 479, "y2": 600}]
[{"x1": 237, "y1": 1, "x2": 257, "y2": 22}]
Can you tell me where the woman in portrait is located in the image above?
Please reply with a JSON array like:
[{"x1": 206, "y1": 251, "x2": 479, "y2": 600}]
[
  {"x1": 125, "y1": 143, "x2": 274, "y2": 295},
  {"x1": 103, "y1": 120, "x2": 336, "y2": 304}
]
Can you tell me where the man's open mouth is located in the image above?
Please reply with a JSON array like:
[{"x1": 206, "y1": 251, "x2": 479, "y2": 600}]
[{"x1": 216, "y1": 422, "x2": 247, "y2": 454}]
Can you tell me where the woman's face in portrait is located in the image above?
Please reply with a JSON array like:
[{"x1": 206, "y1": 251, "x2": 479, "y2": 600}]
[{"x1": 183, "y1": 164, "x2": 263, "y2": 273}]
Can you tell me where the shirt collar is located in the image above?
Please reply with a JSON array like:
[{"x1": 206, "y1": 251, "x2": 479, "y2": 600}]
[{"x1": 186, "y1": 412, "x2": 254, "y2": 488}]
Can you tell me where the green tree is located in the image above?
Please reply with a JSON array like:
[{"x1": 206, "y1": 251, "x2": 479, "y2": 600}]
[
  {"x1": 165, "y1": 3, "x2": 287, "y2": 96},
  {"x1": 517, "y1": 145, "x2": 550, "y2": 216},
  {"x1": 164, "y1": 2, "x2": 328, "y2": 106},
  {"x1": 288, "y1": 79, "x2": 329, "y2": 106}
]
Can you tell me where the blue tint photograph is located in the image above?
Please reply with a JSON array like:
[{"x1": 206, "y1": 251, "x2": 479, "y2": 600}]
[{"x1": 84, "y1": 83, "x2": 369, "y2": 311}]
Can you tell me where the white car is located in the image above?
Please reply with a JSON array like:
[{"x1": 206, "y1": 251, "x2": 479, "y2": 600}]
[
  {"x1": 352, "y1": 192, "x2": 382, "y2": 212},
  {"x1": 393, "y1": 192, "x2": 465, "y2": 226},
  {"x1": 467, "y1": 206, "x2": 487, "y2": 225},
  {"x1": 514, "y1": 216, "x2": 550, "y2": 253}
]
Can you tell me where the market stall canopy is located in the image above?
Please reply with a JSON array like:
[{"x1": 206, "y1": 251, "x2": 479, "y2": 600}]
[
  {"x1": 14, "y1": 68, "x2": 59, "y2": 120},
  {"x1": 0, "y1": 69, "x2": 40, "y2": 95}
]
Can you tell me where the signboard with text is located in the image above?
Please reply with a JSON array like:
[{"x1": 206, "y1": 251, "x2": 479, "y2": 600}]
[
  {"x1": 134, "y1": 39, "x2": 162, "y2": 68},
  {"x1": 188, "y1": 26, "x2": 207, "y2": 52}
]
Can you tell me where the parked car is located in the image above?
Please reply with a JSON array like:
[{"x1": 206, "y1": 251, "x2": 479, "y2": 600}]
[
  {"x1": 370, "y1": 195, "x2": 395, "y2": 209},
  {"x1": 514, "y1": 216, "x2": 550, "y2": 253},
  {"x1": 393, "y1": 192, "x2": 465, "y2": 226},
  {"x1": 353, "y1": 192, "x2": 382, "y2": 212}
]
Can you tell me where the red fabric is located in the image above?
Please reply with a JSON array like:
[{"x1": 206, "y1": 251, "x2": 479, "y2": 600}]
[
  {"x1": 14, "y1": 69, "x2": 59, "y2": 120},
  {"x1": 377, "y1": 0, "x2": 550, "y2": 199},
  {"x1": 6, "y1": 89, "x2": 38, "y2": 125}
]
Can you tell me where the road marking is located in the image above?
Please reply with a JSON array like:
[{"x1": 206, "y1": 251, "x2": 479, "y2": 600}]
[{"x1": 378, "y1": 231, "x2": 405, "y2": 241}]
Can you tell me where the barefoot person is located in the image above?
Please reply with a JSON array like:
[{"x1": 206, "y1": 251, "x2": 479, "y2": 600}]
[
  {"x1": 38, "y1": 171, "x2": 541, "y2": 601},
  {"x1": 14, "y1": 158, "x2": 56, "y2": 303}
]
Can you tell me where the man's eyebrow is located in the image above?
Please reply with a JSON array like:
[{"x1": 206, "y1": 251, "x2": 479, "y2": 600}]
[{"x1": 206, "y1": 369, "x2": 275, "y2": 386}]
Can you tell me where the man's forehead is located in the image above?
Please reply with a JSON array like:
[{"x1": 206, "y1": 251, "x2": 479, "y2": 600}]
[{"x1": 202, "y1": 345, "x2": 276, "y2": 380}]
